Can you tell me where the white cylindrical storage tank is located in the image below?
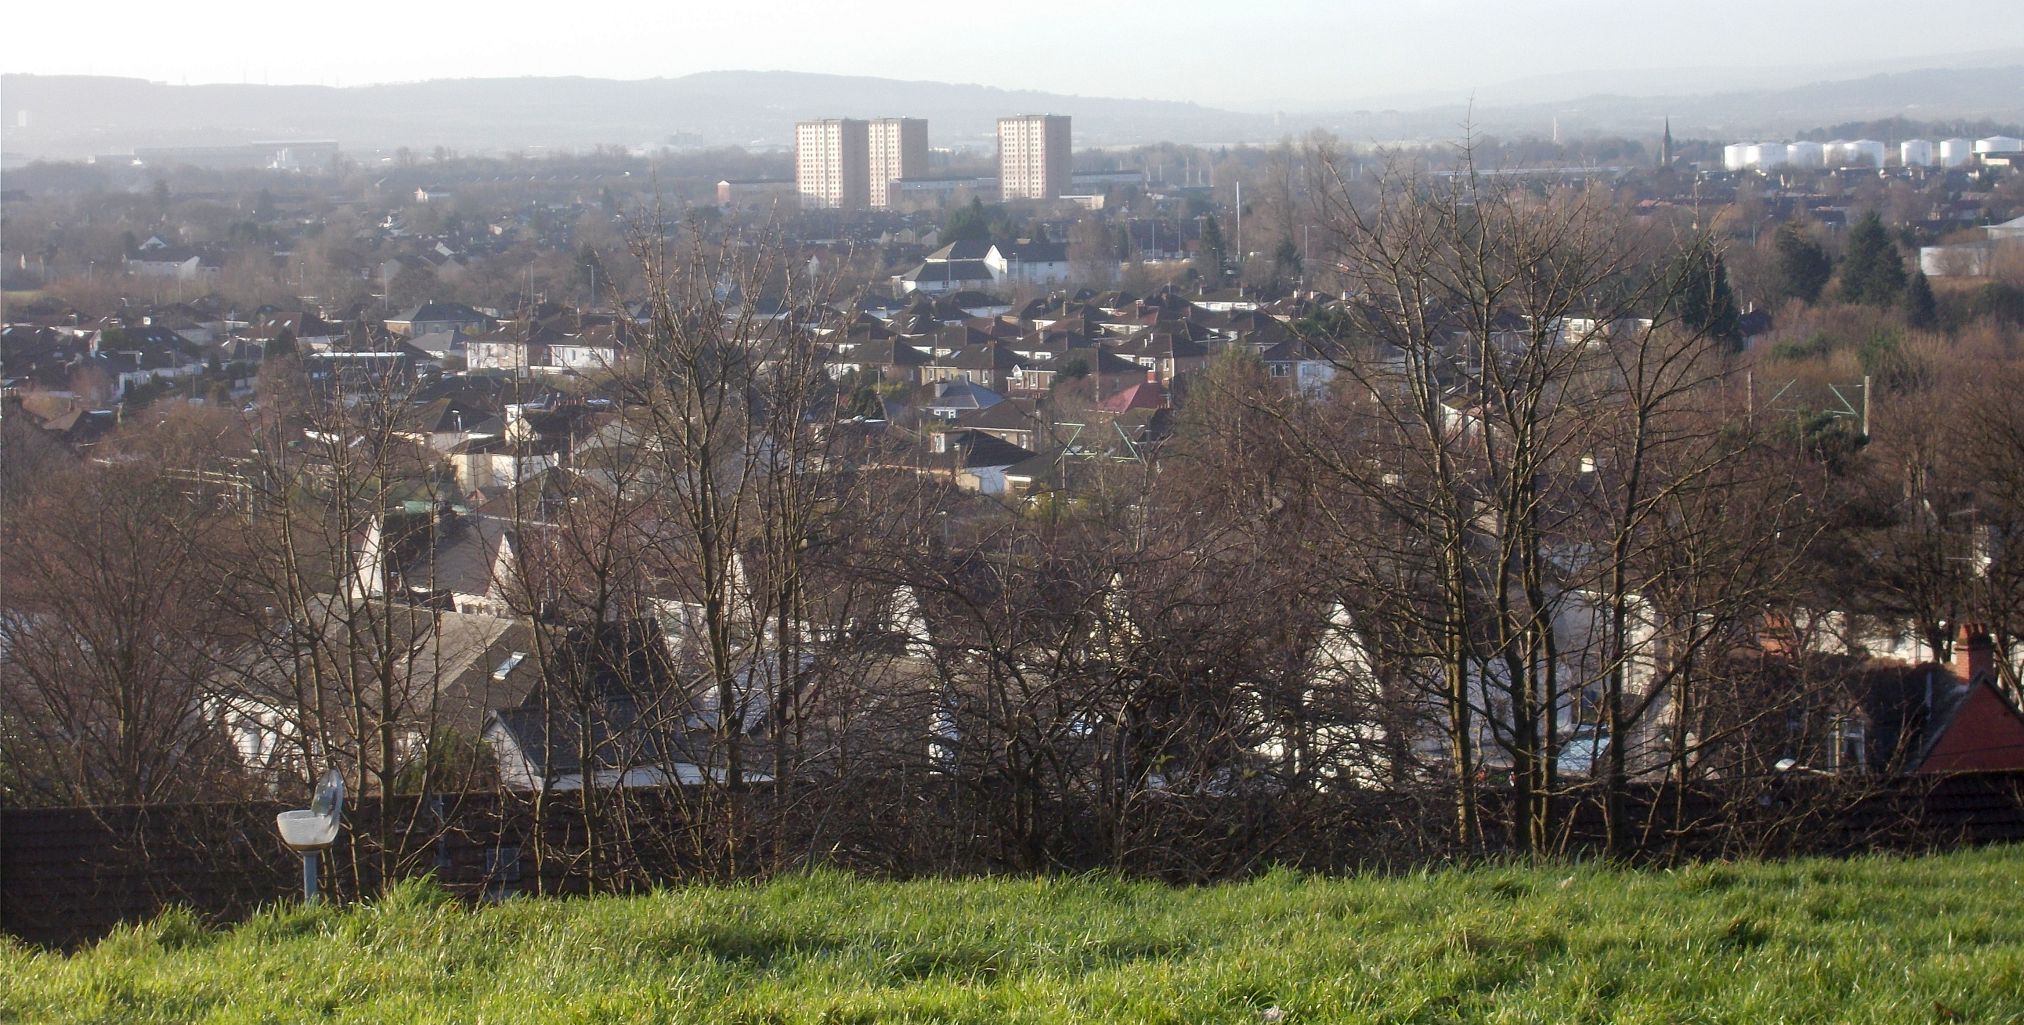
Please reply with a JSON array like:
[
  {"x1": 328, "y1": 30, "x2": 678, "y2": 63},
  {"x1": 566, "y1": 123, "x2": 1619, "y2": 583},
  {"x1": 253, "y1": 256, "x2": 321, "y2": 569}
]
[
  {"x1": 1724, "y1": 143, "x2": 1751, "y2": 171},
  {"x1": 1976, "y1": 136, "x2": 2024, "y2": 154},
  {"x1": 1900, "y1": 140, "x2": 1933, "y2": 167},
  {"x1": 1848, "y1": 140, "x2": 1886, "y2": 168},
  {"x1": 1788, "y1": 141, "x2": 1825, "y2": 168},
  {"x1": 1823, "y1": 140, "x2": 1850, "y2": 166},
  {"x1": 1941, "y1": 138, "x2": 1974, "y2": 167},
  {"x1": 1746, "y1": 143, "x2": 1786, "y2": 168}
]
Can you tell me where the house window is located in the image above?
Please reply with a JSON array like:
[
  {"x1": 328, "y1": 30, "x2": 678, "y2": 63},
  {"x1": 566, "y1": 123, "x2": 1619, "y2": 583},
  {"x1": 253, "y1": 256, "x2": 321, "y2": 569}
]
[
  {"x1": 483, "y1": 844, "x2": 522, "y2": 901},
  {"x1": 1828, "y1": 716, "x2": 1867, "y2": 773},
  {"x1": 484, "y1": 845, "x2": 523, "y2": 882}
]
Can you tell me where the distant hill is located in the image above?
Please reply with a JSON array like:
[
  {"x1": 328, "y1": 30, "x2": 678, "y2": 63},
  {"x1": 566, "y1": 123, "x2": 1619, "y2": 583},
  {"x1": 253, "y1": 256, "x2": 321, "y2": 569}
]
[
  {"x1": 0, "y1": 72, "x2": 1276, "y2": 160},
  {"x1": 1304, "y1": 65, "x2": 2024, "y2": 144},
  {"x1": 1287, "y1": 64, "x2": 2023, "y2": 149},
  {"x1": 1540, "y1": 65, "x2": 2024, "y2": 138},
  {"x1": 4, "y1": 65, "x2": 2021, "y2": 161},
  {"x1": 1322, "y1": 47, "x2": 2024, "y2": 113}
]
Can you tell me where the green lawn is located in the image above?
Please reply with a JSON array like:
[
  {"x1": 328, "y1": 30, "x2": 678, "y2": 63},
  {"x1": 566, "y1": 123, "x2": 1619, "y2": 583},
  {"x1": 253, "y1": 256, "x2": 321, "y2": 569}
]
[{"x1": 5, "y1": 847, "x2": 2023, "y2": 1024}]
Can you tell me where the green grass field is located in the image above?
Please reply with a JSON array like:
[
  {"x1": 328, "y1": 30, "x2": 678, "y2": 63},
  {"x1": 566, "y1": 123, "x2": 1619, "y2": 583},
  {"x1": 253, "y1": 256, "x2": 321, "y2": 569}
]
[{"x1": 5, "y1": 847, "x2": 2023, "y2": 1024}]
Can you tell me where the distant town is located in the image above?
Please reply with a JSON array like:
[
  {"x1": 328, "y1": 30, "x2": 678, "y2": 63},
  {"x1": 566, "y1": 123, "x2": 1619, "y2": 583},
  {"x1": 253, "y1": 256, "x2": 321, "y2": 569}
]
[{"x1": 5, "y1": 88, "x2": 2024, "y2": 916}]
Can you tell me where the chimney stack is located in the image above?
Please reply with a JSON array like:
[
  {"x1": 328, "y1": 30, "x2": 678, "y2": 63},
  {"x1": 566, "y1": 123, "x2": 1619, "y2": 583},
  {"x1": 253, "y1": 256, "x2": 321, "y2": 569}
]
[{"x1": 1950, "y1": 623, "x2": 1994, "y2": 683}]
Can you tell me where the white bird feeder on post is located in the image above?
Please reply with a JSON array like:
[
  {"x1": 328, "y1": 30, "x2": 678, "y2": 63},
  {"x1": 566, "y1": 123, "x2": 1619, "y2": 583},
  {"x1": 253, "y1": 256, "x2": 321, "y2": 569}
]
[{"x1": 276, "y1": 769, "x2": 345, "y2": 904}]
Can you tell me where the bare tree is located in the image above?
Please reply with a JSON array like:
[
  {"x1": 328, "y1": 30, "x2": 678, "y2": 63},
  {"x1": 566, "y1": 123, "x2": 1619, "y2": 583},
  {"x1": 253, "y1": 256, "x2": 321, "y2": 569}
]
[
  {"x1": 1067, "y1": 215, "x2": 1120, "y2": 288},
  {"x1": 2, "y1": 411, "x2": 254, "y2": 806},
  {"x1": 212, "y1": 350, "x2": 500, "y2": 895},
  {"x1": 549, "y1": 211, "x2": 921, "y2": 877},
  {"x1": 1271, "y1": 141, "x2": 1815, "y2": 853},
  {"x1": 1956, "y1": 362, "x2": 2024, "y2": 698}
]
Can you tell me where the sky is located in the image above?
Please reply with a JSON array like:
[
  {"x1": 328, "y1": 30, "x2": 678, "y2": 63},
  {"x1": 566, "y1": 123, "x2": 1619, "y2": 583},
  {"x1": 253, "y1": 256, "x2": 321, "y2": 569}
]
[{"x1": 9, "y1": 0, "x2": 2023, "y2": 110}]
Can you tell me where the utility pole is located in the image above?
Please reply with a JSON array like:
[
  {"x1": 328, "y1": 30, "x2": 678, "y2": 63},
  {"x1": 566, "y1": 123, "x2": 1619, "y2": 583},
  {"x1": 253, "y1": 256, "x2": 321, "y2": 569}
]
[{"x1": 1234, "y1": 180, "x2": 1242, "y2": 273}]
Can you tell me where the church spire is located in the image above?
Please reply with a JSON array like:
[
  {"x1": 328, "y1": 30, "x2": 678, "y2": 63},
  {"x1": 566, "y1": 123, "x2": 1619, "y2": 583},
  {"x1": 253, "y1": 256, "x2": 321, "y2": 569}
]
[{"x1": 1661, "y1": 117, "x2": 1675, "y2": 168}]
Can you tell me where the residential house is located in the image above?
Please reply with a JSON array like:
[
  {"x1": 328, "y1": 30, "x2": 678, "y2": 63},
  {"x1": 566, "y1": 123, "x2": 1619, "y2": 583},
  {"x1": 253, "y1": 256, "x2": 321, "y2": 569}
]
[
  {"x1": 1, "y1": 325, "x2": 88, "y2": 397},
  {"x1": 895, "y1": 240, "x2": 997, "y2": 295},
  {"x1": 986, "y1": 241, "x2": 1070, "y2": 286},
  {"x1": 924, "y1": 379, "x2": 1005, "y2": 420},
  {"x1": 400, "y1": 518, "x2": 523, "y2": 617},
  {"x1": 923, "y1": 341, "x2": 1023, "y2": 393},
  {"x1": 1860, "y1": 628, "x2": 2024, "y2": 775},
  {"x1": 826, "y1": 337, "x2": 932, "y2": 386},
  {"x1": 88, "y1": 322, "x2": 208, "y2": 396},
  {"x1": 1189, "y1": 287, "x2": 1263, "y2": 313},
  {"x1": 447, "y1": 435, "x2": 563, "y2": 494},
  {"x1": 209, "y1": 598, "x2": 540, "y2": 792},
  {"x1": 1110, "y1": 328, "x2": 1209, "y2": 384},
  {"x1": 467, "y1": 312, "x2": 631, "y2": 376},
  {"x1": 124, "y1": 237, "x2": 223, "y2": 282},
  {"x1": 33, "y1": 405, "x2": 122, "y2": 449},
  {"x1": 386, "y1": 300, "x2": 497, "y2": 339},
  {"x1": 483, "y1": 622, "x2": 775, "y2": 790},
  {"x1": 943, "y1": 290, "x2": 1016, "y2": 319},
  {"x1": 956, "y1": 398, "x2": 1045, "y2": 451},
  {"x1": 931, "y1": 428, "x2": 1036, "y2": 496},
  {"x1": 406, "y1": 392, "x2": 504, "y2": 452},
  {"x1": 245, "y1": 310, "x2": 345, "y2": 354},
  {"x1": 1257, "y1": 337, "x2": 1342, "y2": 398},
  {"x1": 1094, "y1": 372, "x2": 1167, "y2": 414},
  {"x1": 138, "y1": 302, "x2": 226, "y2": 347}
]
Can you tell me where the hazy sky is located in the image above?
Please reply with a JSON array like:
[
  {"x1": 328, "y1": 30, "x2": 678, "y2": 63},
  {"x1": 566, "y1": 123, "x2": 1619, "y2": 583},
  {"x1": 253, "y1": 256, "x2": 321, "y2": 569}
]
[{"x1": 9, "y1": 0, "x2": 2022, "y2": 109}]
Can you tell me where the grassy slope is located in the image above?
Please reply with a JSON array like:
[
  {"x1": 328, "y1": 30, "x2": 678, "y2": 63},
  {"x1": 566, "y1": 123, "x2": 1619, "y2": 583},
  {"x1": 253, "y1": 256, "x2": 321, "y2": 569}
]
[{"x1": 4, "y1": 848, "x2": 2023, "y2": 1024}]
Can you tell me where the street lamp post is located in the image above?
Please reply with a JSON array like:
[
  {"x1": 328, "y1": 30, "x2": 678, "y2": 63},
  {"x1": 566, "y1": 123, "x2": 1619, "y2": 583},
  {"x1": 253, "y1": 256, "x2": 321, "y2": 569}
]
[{"x1": 1302, "y1": 225, "x2": 1313, "y2": 290}]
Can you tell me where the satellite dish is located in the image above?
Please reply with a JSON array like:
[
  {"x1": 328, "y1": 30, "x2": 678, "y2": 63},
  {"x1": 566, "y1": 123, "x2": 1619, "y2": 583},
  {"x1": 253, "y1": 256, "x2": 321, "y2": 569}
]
[{"x1": 277, "y1": 769, "x2": 345, "y2": 852}]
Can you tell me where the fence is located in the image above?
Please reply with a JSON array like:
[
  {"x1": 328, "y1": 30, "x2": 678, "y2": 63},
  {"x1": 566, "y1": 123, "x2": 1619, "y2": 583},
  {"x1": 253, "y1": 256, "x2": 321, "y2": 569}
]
[{"x1": 6, "y1": 772, "x2": 2023, "y2": 948}]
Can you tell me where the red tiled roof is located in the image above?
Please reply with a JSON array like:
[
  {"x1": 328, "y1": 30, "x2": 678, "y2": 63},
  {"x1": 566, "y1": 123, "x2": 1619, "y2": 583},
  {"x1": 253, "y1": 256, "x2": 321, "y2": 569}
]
[{"x1": 1097, "y1": 379, "x2": 1165, "y2": 413}]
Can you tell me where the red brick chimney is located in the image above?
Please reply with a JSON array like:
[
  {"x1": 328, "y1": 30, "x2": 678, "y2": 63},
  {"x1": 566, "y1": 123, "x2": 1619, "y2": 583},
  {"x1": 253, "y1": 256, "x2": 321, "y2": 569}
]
[{"x1": 1950, "y1": 623, "x2": 1994, "y2": 683}]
